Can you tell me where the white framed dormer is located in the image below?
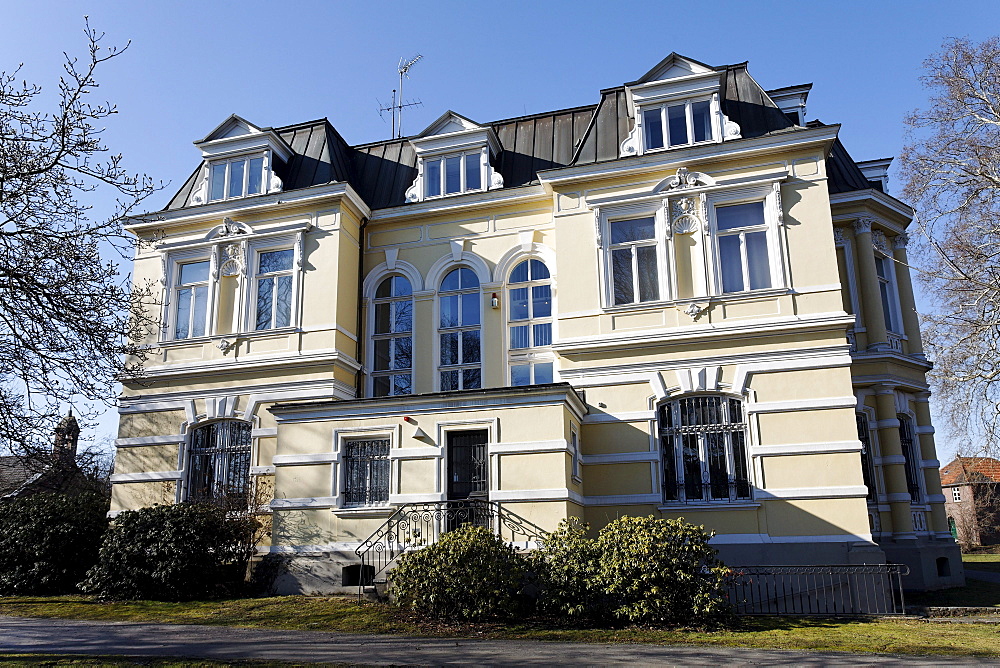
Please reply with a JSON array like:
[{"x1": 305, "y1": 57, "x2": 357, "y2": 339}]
[
  {"x1": 156, "y1": 217, "x2": 311, "y2": 345},
  {"x1": 405, "y1": 111, "x2": 504, "y2": 203},
  {"x1": 189, "y1": 115, "x2": 292, "y2": 206},
  {"x1": 766, "y1": 84, "x2": 811, "y2": 127},
  {"x1": 620, "y1": 54, "x2": 741, "y2": 157}
]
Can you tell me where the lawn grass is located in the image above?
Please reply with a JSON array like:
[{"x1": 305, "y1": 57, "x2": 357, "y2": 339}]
[
  {"x1": 963, "y1": 552, "x2": 1000, "y2": 573},
  {"x1": 1, "y1": 596, "x2": 1000, "y2": 658}
]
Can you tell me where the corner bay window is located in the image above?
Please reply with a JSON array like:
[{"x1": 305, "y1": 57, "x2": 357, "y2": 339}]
[
  {"x1": 344, "y1": 438, "x2": 390, "y2": 506},
  {"x1": 424, "y1": 152, "x2": 481, "y2": 198},
  {"x1": 659, "y1": 395, "x2": 751, "y2": 503},
  {"x1": 876, "y1": 255, "x2": 900, "y2": 332},
  {"x1": 439, "y1": 267, "x2": 481, "y2": 390},
  {"x1": 174, "y1": 260, "x2": 210, "y2": 339},
  {"x1": 372, "y1": 276, "x2": 413, "y2": 397},
  {"x1": 643, "y1": 99, "x2": 713, "y2": 151},
  {"x1": 716, "y1": 201, "x2": 771, "y2": 293},
  {"x1": 611, "y1": 216, "x2": 659, "y2": 305},
  {"x1": 187, "y1": 420, "x2": 252, "y2": 507},
  {"x1": 508, "y1": 259, "x2": 554, "y2": 385},
  {"x1": 255, "y1": 249, "x2": 293, "y2": 330},
  {"x1": 211, "y1": 156, "x2": 264, "y2": 201}
]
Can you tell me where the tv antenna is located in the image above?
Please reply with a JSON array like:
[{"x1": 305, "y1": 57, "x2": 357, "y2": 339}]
[{"x1": 378, "y1": 54, "x2": 424, "y2": 138}]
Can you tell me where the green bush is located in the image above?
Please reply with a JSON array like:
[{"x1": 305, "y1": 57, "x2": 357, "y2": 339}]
[
  {"x1": 532, "y1": 517, "x2": 604, "y2": 618},
  {"x1": 597, "y1": 515, "x2": 732, "y2": 626},
  {"x1": 79, "y1": 503, "x2": 258, "y2": 601},
  {"x1": 0, "y1": 492, "x2": 109, "y2": 595},
  {"x1": 389, "y1": 524, "x2": 531, "y2": 620}
]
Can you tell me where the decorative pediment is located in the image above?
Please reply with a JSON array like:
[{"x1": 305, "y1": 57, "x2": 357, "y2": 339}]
[
  {"x1": 194, "y1": 115, "x2": 293, "y2": 163},
  {"x1": 206, "y1": 217, "x2": 254, "y2": 240},
  {"x1": 198, "y1": 114, "x2": 263, "y2": 143},
  {"x1": 653, "y1": 167, "x2": 717, "y2": 193},
  {"x1": 634, "y1": 53, "x2": 717, "y2": 85},
  {"x1": 418, "y1": 110, "x2": 484, "y2": 138}
]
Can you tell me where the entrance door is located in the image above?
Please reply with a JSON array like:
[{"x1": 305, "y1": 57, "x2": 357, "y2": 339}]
[{"x1": 446, "y1": 429, "x2": 489, "y2": 530}]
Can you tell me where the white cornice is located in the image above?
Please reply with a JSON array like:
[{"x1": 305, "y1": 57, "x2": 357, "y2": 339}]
[
  {"x1": 126, "y1": 182, "x2": 371, "y2": 234},
  {"x1": 369, "y1": 184, "x2": 547, "y2": 222},
  {"x1": 133, "y1": 349, "x2": 360, "y2": 382},
  {"x1": 538, "y1": 125, "x2": 840, "y2": 190},
  {"x1": 552, "y1": 312, "x2": 856, "y2": 354},
  {"x1": 829, "y1": 190, "x2": 914, "y2": 222}
]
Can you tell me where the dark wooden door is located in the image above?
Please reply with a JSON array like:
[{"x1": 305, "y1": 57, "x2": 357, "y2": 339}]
[{"x1": 446, "y1": 429, "x2": 489, "y2": 530}]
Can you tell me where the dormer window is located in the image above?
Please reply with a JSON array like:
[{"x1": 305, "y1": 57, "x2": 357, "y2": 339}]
[
  {"x1": 210, "y1": 156, "x2": 265, "y2": 202},
  {"x1": 642, "y1": 99, "x2": 714, "y2": 150},
  {"x1": 405, "y1": 111, "x2": 503, "y2": 204},
  {"x1": 424, "y1": 151, "x2": 482, "y2": 198}
]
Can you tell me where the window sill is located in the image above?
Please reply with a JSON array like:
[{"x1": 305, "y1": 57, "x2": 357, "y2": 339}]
[
  {"x1": 604, "y1": 288, "x2": 792, "y2": 314},
  {"x1": 659, "y1": 502, "x2": 759, "y2": 511},
  {"x1": 154, "y1": 327, "x2": 301, "y2": 349},
  {"x1": 332, "y1": 506, "x2": 394, "y2": 518}
]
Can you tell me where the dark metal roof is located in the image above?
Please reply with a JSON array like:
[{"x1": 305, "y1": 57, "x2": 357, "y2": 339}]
[
  {"x1": 820, "y1": 125, "x2": 879, "y2": 194},
  {"x1": 162, "y1": 59, "x2": 864, "y2": 213}
]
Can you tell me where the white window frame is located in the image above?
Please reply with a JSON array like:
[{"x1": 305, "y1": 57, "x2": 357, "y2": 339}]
[
  {"x1": 370, "y1": 274, "x2": 414, "y2": 397},
  {"x1": 245, "y1": 236, "x2": 302, "y2": 334},
  {"x1": 422, "y1": 150, "x2": 484, "y2": 199},
  {"x1": 436, "y1": 266, "x2": 483, "y2": 391},
  {"x1": 332, "y1": 424, "x2": 399, "y2": 510},
  {"x1": 874, "y1": 252, "x2": 904, "y2": 335},
  {"x1": 209, "y1": 152, "x2": 267, "y2": 202},
  {"x1": 639, "y1": 95, "x2": 718, "y2": 152},
  {"x1": 506, "y1": 257, "x2": 556, "y2": 386},
  {"x1": 570, "y1": 423, "x2": 582, "y2": 482},
  {"x1": 707, "y1": 185, "x2": 785, "y2": 296},
  {"x1": 598, "y1": 202, "x2": 671, "y2": 308},
  {"x1": 952, "y1": 487, "x2": 962, "y2": 503},
  {"x1": 251, "y1": 246, "x2": 296, "y2": 332},
  {"x1": 166, "y1": 251, "x2": 215, "y2": 341}
]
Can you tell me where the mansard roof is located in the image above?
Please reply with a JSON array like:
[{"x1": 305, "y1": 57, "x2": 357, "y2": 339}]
[{"x1": 164, "y1": 56, "x2": 882, "y2": 212}]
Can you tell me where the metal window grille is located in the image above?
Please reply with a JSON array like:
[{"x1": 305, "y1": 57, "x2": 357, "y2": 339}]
[
  {"x1": 897, "y1": 415, "x2": 922, "y2": 503},
  {"x1": 187, "y1": 420, "x2": 252, "y2": 507},
  {"x1": 660, "y1": 395, "x2": 751, "y2": 503},
  {"x1": 345, "y1": 439, "x2": 390, "y2": 506}
]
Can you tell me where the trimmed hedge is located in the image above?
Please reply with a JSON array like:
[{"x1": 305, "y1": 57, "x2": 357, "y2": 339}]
[
  {"x1": 0, "y1": 492, "x2": 108, "y2": 595},
  {"x1": 79, "y1": 503, "x2": 257, "y2": 601}
]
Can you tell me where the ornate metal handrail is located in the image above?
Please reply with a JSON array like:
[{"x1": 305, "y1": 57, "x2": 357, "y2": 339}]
[{"x1": 355, "y1": 499, "x2": 549, "y2": 597}]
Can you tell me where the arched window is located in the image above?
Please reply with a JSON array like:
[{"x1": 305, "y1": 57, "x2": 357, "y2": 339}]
[
  {"x1": 372, "y1": 275, "x2": 413, "y2": 397},
  {"x1": 439, "y1": 267, "x2": 481, "y2": 390},
  {"x1": 856, "y1": 413, "x2": 878, "y2": 501},
  {"x1": 659, "y1": 395, "x2": 751, "y2": 504},
  {"x1": 186, "y1": 420, "x2": 252, "y2": 507},
  {"x1": 898, "y1": 414, "x2": 922, "y2": 502},
  {"x1": 507, "y1": 259, "x2": 554, "y2": 386}
]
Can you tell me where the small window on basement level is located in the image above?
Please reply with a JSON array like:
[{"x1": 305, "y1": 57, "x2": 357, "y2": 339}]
[
  {"x1": 424, "y1": 152, "x2": 482, "y2": 198},
  {"x1": 210, "y1": 156, "x2": 265, "y2": 201},
  {"x1": 642, "y1": 99, "x2": 714, "y2": 151}
]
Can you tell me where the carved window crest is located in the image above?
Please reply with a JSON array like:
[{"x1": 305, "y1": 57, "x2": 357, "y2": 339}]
[{"x1": 670, "y1": 196, "x2": 702, "y2": 234}]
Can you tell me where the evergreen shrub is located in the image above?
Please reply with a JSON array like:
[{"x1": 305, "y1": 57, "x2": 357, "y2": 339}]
[
  {"x1": 0, "y1": 492, "x2": 108, "y2": 595},
  {"x1": 80, "y1": 503, "x2": 258, "y2": 601},
  {"x1": 389, "y1": 524, "x2": 531, "y2": 620},
  {"x1": 532, "y1": 517, "x2": 605, "y2": 618}
]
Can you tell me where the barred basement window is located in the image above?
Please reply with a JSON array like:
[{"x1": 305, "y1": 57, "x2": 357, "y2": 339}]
[
  {"x1": 659, "y1": 395, "x2": 751, "y2": 503},
  {"x1": 344, "y1": 438, "x2": 390, "y2": 507},
  {"x1": 186, "y1": 420, "x2": 252, "y2": 507}
]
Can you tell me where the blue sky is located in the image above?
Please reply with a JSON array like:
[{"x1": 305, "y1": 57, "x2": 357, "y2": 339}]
[{"x1": 4, "y1": 0, "x2": 998, "y2": 456}]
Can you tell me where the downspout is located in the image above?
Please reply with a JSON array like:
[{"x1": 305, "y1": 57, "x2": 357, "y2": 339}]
[{"x1": 355, "y1": 216, "x2": 369, "y2": 398}]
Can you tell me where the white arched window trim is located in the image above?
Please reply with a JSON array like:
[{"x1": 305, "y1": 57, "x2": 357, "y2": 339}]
[{"x1": 501, "y1": 252, "x2": 558, "y2": 386}]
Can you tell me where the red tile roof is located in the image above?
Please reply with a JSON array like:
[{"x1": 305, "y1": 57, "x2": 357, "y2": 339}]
[{"x1": 940, "y1": 457, "x2": 1000, "y2": 485}]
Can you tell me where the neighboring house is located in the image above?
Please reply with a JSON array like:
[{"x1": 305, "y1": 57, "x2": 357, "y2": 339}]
[
  {"x1": 1, "y1": 411, "x2": 88, "y2": 498},
  {"x1": 941, "y1": 457, "x2": 1000, "y2": 548},
  {"x1": 111, "y1": 53, "x2": 961, "y2": 592}
]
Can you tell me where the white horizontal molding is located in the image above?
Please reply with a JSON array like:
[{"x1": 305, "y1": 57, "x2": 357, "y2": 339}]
[
  {"x1": 267, "y1": 544, "x2": 334, "y2": 555},
  {"x1": 117, "y1": 400, "x2": 189, "y2": 415},
  {"x1": 709, "y1": 532, "x2": 874, "y2": 545},
  {"x1": 330, "y1": 506, "x2": 394, "y2": 518},
  {"x1": 926, "y1": 494, "x2": 946, "y2": 503},
  {"x1": 885, "y1": 492, "x2": 913, "y2": 503},
  {"x1": 249, "y1": 466, "x2": 276, "y2": 476},
  {"x1": 273, "y1": 453, "x2": 336, "y2": 466},
  {"x1": 879, "y1": 455, "x2": 906, "y2": 466},
  {"x1": 582, "y1": 451, "x2": 659, "y2": 465},
  {"x1": 491, "y1": 488, "x2": 584, "y2": 504},
  {"x1": 114, "y1": 434, "x2": 186, "y2": 448},
  {"x1": 388, "y1": 493, "x2": 448, "y2": 504},
  {"x1": 270, "y1": 496, "x2": 338, "y2": 509},
  {"x1": 110, "y1": 471, "x2": 183, "y2": 482},
  {"x1": 751, "y1": 440, "x2": 862, "y2": 457},
  {"x1": 660, "y1": 502, "x2": 761, "y2": 512},
  {"x1": 390, "y1": 447, "x2": 441, "y2": 460},
  {"x1": 583, "y1": 493, "x2": 662, "y2": 506},
  {"x1": 252, "y1": 428, "x2": 278, "y2": 438},
  {"x1": 756, "y1": 485, "x2": 869, "y2": 500},
  {"x1": 582, "y1": 411, "x2": 656, "y2": 424},
  {"x1": 915, "y1": 425, "x2": 936, "y2": 435},
  {"x1": 920, "y1": 459, "x2": 941, "y2": 469},
  {"x1": 489, "y1": 440, "x2": 568, "y2": 455},
  {"x1": 747, "y1": 396, "x2": 857, "y2": 414}
]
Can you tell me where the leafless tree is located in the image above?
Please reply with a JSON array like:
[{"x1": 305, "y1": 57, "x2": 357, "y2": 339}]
[
  {"x1": 0, "y1": 20, "x2": 160, "y2": 466},
  {"x1": 899, "y1": 36, "x2": 1000, "y2": 455}
]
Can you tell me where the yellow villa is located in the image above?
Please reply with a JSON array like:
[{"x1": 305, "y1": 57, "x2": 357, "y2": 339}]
[{"x1": 112, "y1": 53, "x2": 962, "y2": 593}]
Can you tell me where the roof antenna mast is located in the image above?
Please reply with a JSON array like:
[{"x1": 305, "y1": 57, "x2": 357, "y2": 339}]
[{"x1": 379, "y1": 54, "x2": 423, "y2": 139}]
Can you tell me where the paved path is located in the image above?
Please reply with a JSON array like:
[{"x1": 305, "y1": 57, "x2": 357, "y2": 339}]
[
  {"x1": 0, "y1": 616, "x2": 996, "y2": 666},
  {"x1": 965, "y1": 569, "x2": 1000, "y2": 583}
]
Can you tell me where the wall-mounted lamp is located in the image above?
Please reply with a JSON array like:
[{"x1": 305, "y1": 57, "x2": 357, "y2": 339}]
[
  {"x1": 491, "y1": 292, "x2": 499, "y2": 309},
  {"x1": 403, "y1": 416, "x2": 416, "y2": 424}
]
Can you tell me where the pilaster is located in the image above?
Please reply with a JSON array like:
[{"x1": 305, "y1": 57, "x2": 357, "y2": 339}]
[
  {"x1": 915, "y1": 392, "x2": 951, "y2": 538},
  {"x1": 892, "y1": 234, "x2": 924, "y2": 357},
  {"x1": 853, "y1": 218, "x2": 888, "y2": 349},
  {"x1": 875, "y1": 384, "x2": 915, "y2": 538}
]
